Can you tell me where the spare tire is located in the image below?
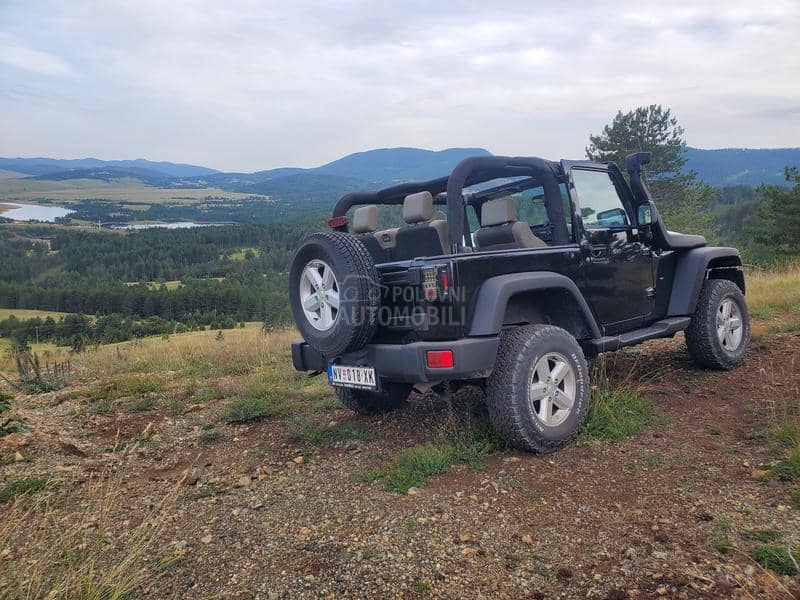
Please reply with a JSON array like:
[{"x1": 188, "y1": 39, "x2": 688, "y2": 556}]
[{"x1": 289, "y1": 231, "x2": 380, "y2": 356}]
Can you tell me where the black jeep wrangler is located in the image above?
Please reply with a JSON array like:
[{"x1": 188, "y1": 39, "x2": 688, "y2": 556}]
[{"x1": 290, "y1": 153, "x2": 750, "y2": 453}]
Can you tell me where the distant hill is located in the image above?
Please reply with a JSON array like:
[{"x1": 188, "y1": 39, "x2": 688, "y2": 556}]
[
  {"x1": 31, "y1": 166, "x2": 174, "y2": 186},
  {"x1": 188, "y1": 147, "x2": 492, "y2": 191},
  {"x1": 684, "y1": 147, "x2": 800, "y2": 187},
  {"x1": 7, "y1": 146, "x2": 799, "y2": 207},
  {"x1": 0, "y1": 157, "x2": 218, "y2": 178}
]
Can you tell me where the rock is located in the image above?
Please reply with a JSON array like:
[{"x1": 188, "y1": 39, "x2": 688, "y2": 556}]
[
  {"x1": 298, "y1": 527, "x2": 311, "y2": 537},
  {"x1": 293, "y1": 456, "x2": 304, "y2": 465},
  {"x1": 521, "y1": 534, "x2": 534, "y2": 545},
  {"x1": 235, "y1": 476, "x2": 251, "y2": 488},
  {"x1": 461, "y1": 547, "x2": 479, "y2": 558},
  {"x1": 751, "y1": 469, "x2": 770, "y2": 479},
  {"x1": 180, "y1": 468, "x2": 200, "y2": 486},
  {"x1": 458, "y1": 532, "x2": 473, "y2": 543},
  {"x1": 0, "y1": 432, "x2": 30, "y2": 450},
  {"x1": 140, "y1": 422, "x2": 155, "y2": 439},
  {"x1": 656, "y1": 586, "x2": 668, "y2": 596},
  {"x1": 407, "y1": 487, "x2": 420, "y2": 496},
  {"x1": 58, "y1": 441, "x2": 88, "y2": 457},
  {"x1": 200, "y1": 535, "x2": 213, "y2": 544},
  {"x1": 13, "y1": 451, "x2": 24, "y2": 462}
]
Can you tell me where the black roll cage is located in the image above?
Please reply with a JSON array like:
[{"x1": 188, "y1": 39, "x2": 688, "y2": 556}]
[{"x1": 331, "y1": 156, "x2": 577, "y2": 254}]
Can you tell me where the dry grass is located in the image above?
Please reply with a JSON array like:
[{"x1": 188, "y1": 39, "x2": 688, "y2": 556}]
[
  {"x1": 0, "y1": 309, "x2": 70, "y2": 320},
  {"x1": 0, "y1": 179, "x2": 270, "y2": 204},
  {"x1": 77, "y1": 324, "x2": 329, "y2": 403},
  {"x1": 746, "y1": 262, "x2": 800, "y2": 316},
  {"x1": 0, "y1": 459, "x2": 179, "y2": 599}
]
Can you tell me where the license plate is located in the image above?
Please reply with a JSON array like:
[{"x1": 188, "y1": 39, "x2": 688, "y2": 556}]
[{"x1": 328, "y1": 363, "x2": 377, "y2": 390}]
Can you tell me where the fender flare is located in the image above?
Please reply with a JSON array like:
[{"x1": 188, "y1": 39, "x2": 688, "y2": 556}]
[
  {"x1": 467, "y1": 272, "x2": 602, "y2": 338},
  {"x1": 666, "y1": 247, "x2": 743, "y2": 316}
]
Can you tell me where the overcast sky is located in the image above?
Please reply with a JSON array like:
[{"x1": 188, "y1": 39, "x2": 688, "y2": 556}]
[{"x1": 1, "y1": 0, "x2": 799, "y2": 172}]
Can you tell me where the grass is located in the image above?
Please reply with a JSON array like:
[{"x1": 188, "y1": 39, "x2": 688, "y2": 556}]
[
  {"x1": 0, "y1": 477, "x2": 54, "y2": 503},
  {"x1": 746, "y1": 263, "x2": 800, "y2": 316},
  {"x1": 711, "y1": 537, "x2": 734, "y2": 554},
  {"x1": 752, "y1": 544, "x2": 799, "y2": 576},
  {"x1": 90, "y1": 373, "x2": 164, "y2": 402},
  {"x1": 361, "y1": 417, "x2": 502, "y2": 494},
  {"x1": 223, "y1": 392, "x2": 290, "y2": 423},
  {"x1": 287, "y1": 415, "x2": 369, "y2": 444},
  {"x1": 581, "y1": 387, "x2": 654, "y2": 441},
  {"x1": 743, "y1": 528, "x2": 782, "y2": 543},
  {"x1": 0, "y1": 308, "x2": 70, "y2": 320},
  {"x1": 0, "y1": 177, "x2": 270, "y2": 204},
  {"x1": 198, "y1": 428, "x2": 223, "y2": 446},
  {"x1": 579, "y1": 355, "x2": 656, "y2": 442},
  {"x1": 0, "y1": 465, "x2": 178, "y2": 598},
  {"x1": 126, "y1": 396, "x2": 156, "y2": 413}
]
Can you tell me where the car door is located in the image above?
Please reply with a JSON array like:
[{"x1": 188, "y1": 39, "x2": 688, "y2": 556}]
[{"x1": 563, "y1": 162, "x2": 655, "y2": 333}]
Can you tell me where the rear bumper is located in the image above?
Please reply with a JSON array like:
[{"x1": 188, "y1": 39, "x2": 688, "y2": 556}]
[{"x1": 291, "y1": 337, "x2": 500, "y2": 383}]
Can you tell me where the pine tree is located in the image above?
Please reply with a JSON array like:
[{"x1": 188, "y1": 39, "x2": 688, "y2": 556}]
[{"x1": 586, "y1": 104, "x2": 694, "y2": 202}]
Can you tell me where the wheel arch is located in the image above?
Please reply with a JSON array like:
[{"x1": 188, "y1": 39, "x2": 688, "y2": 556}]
[
  {"x1": 666, "y1": 247, "x2": 744, "y2": 316},
  {"x1": 467, "y1": 272, "x2": 601, "y2": 340}
]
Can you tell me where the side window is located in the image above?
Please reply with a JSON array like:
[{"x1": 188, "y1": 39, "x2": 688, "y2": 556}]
[
  {"x1": 572, "y1": 169, "x2": 630, "y2": 228},
  {"x1": 510, "y1": 183, "x2": 573, "y2": 243}
]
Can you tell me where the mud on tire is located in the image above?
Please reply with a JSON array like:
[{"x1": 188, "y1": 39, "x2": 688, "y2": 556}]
[
  {"x1": 485, "y1": 324, "x2": 589, "y2": 453},
  {"x1": 289, "y1": 231, "x2": 380, "y2": 357},
  {"x1": 336, "y1": 382, "x2": 413, "y2": 415},
  {"x1": 685, "y1": 278, "x2": 750, "y2": 370}
]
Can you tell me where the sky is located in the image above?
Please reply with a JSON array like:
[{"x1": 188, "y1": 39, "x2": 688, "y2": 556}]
[{"x1": 1, "y1": 0, "x2": 799, "y2": 172}]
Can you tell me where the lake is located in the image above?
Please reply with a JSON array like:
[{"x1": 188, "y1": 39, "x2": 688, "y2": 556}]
[
  {"x1": 0, "y1": 202, "x2": 75, "y2": 222},
  {"x1": 108, "y1": 222, "x2": 226, "y2": 230}
]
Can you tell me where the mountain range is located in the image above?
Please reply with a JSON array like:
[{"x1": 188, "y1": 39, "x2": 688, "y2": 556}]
[{"x1": 1, "y1": 146, "x2": 798, "y2": 197}]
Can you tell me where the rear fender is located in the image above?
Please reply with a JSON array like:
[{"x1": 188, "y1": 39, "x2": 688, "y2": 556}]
[
  {"x1": 467, "y1": 273, "x2": 601, "y2": 339},
  {"x1": 666, "y1": 248, "x2": 743, "y2": 316}
]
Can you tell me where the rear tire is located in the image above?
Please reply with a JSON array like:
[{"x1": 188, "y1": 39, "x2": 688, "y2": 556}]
[
  {"x1": 685, "y1": 279, "x2": 750, "y2": 370},
  {"x1": 289, "y1": 231, "x2": 380, "y2": 357},
  {"x1": 485, "y1": 325, "x2": 589, "y2": 453},
  {"x1": 336, "y1": 382, "x2": 413, "y2": 415}
]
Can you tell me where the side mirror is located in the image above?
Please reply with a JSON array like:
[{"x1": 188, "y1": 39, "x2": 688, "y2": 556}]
[{"x1": 637, "y1": 203, "x2": 655, "y2": 226}]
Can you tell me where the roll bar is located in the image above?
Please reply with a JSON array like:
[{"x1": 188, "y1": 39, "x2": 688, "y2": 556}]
[
  {"x1": 445, "y1": 156, "x2": 564, "y2": 252},
  {"x1": 330, "y1": 155, "x2": 567, "y2": 252}
]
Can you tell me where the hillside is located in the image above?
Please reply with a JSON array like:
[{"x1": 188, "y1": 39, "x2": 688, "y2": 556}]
[
  {"x1": 685, "y1": 147, "x2": 800, "y2": 187},
  {"x1": 0, "y1": 157, "x2": 218, "y2": 178}
]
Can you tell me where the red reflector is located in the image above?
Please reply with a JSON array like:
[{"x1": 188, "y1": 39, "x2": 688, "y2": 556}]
[
  {"x1": 426, "y1": 350, "x2": 454, "y2": 369},
  {"x1": 441, "y1": 271, "x2": 449, "y2": 291},
  {"x1": 328, "y1": 216, "x2": 348, "y2": 228}
]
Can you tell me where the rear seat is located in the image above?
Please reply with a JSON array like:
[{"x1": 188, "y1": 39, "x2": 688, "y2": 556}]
[
  {"x1": 392, "y1": 192, "x2": 449, "y2": 260},
  {"x1": 351, "y1": 205, "x2": 391, "y2": 263}
]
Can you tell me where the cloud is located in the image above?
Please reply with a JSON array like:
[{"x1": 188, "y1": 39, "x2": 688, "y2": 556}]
[
  {"x1": 0, "y1": 0, "x2": 798, "y2": 171},
  {"x1": 0, "y1": 35, "x2": 74, "y2": 78}
]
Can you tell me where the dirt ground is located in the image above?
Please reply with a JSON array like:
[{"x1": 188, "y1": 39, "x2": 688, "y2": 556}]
[{"x1": 2, "y1": 326, "x2": 799, "y2": 599}]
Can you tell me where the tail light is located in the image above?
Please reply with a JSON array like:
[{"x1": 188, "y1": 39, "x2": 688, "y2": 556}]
[
  {"x1": 328, "y1": 216, "x2": 348, "y2": 229},
  {"x1": 426, "y1": 350, "x2": 454, "y2": 369},
  {"x1": 421, "y1": 264, "x2": 451, "y2": 302}
]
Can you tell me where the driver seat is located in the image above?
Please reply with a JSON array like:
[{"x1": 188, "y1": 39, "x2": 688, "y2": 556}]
[{"x1": 474, "y1": 198, "x2": 546, "y2": 251}]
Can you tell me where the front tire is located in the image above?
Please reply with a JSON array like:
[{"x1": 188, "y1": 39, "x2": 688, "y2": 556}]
[
  {"x1": 685, "y1": 279, "x2": 750, "y2": 370},
  {"x1": 485, "y1": 325, "x2": 589, "y2": 453},
  {"x1": 336, "y1": 382, "x2": 413, "y2": 415}
]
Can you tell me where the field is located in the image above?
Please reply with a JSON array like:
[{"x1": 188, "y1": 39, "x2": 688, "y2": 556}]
[
  {"x1": 0, "y1": 271, "x2": 799, "y2": 598},
  {"x1": 0, "y1": 178, "x2": 270, "y2": 205},
  {"x1": 0, "y1": 308, "x2": 69, "y2": 320}
]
